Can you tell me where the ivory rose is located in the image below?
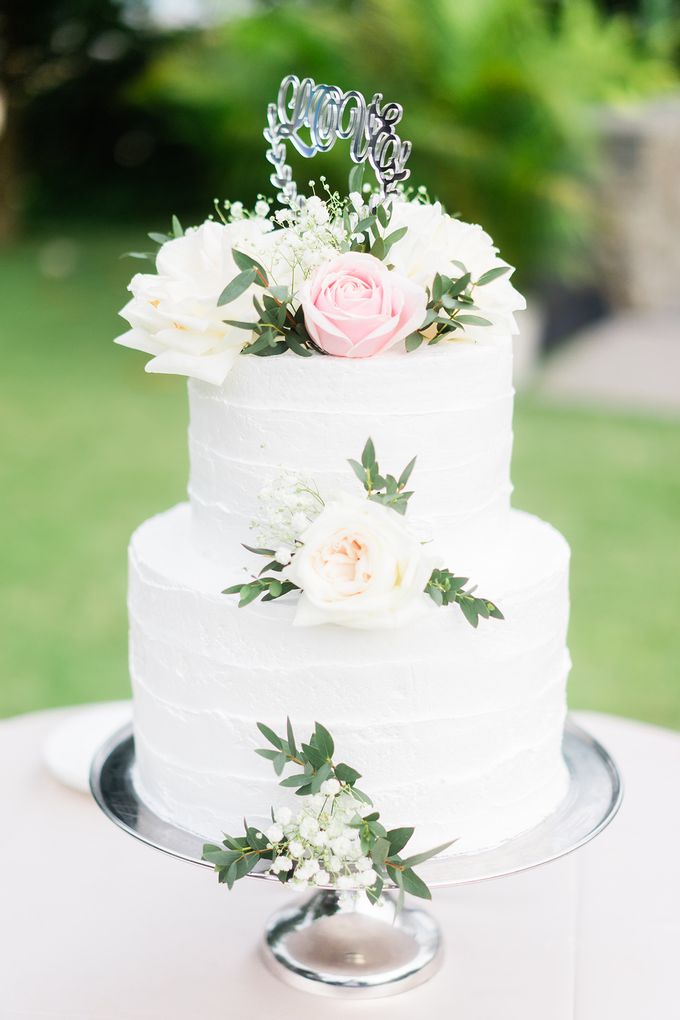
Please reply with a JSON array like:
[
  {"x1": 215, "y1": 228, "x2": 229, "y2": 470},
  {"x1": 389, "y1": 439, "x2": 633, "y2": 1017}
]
[
  {"x1": 115, "y1": 218, "x2": 275, "y2": 386},
  {"x1": 298, "y1": 252, "x2": 427, "y2": 358},
  {"x1": 285, "y1": 495, "x2": 434, "y2": 629},
  {"x1": 387, "y1": 199, "x2": 526, "y2": 341}
]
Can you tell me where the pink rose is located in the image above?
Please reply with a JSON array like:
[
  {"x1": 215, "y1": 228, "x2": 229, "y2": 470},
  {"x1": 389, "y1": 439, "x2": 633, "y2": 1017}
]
[{"x1": 299, "y1": 252, "x2": 427, "y2": 358}]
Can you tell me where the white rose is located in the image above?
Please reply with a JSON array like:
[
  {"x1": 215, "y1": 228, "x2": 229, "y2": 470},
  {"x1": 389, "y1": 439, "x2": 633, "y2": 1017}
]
[
  {"x1": 285, "y1": 495, "x2": 434, "y2": 629},
  {"x1": 115, "y1": 219, "x2": 277, "y2": 386},
  {"x1": 387, "y1": 199, "x2": 526, "y2": 341}
]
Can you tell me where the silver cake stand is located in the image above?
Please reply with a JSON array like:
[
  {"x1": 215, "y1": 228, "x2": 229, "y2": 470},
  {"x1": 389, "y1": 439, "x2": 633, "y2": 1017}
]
[{"x1": 90, "y1": 717, "x2": 622, "y2": 998}]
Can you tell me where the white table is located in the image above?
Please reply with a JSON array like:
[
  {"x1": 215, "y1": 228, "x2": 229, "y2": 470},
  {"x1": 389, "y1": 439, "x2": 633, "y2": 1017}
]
[{"x1": 0, "y1": 708, "x2": 678, "y2": 1019}]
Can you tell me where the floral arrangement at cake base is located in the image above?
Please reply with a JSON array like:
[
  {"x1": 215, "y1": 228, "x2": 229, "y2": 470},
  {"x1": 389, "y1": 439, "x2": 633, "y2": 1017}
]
[{"x1": 202, "y1": 718, "x2": 455, "y2": 908}]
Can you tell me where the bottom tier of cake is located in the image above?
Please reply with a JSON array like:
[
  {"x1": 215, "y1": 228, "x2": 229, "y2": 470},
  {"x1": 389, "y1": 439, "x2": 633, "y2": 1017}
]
[{"x1": 127, "y1": 504, "x2": 571, "y2": 854}]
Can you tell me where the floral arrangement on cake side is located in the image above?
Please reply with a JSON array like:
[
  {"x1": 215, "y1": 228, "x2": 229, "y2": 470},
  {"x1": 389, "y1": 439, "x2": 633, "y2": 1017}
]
[
  {"x1": 115, "y1": 165, "x2": 525, "y2": 385},
  {"x1": 203, "y1": 717, "x2": 455, "y2": 907},
  {"x1": 225, "y1": 438, "x2": 504, "y2": 631}
]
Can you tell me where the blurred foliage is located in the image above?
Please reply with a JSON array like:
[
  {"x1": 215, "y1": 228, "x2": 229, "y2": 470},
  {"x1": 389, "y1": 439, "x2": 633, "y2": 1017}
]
[
  {"x1": 0, "y1": 0, "x2": 201, "y2": 235},
  {"x1": 130, "y1": 0, "x2": 678, "y2": 284}
]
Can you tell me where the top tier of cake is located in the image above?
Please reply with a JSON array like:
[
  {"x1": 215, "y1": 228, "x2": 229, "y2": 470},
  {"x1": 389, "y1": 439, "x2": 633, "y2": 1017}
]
[{"x1": 188, "y1": 338, "x2": 514, "y2": 566}]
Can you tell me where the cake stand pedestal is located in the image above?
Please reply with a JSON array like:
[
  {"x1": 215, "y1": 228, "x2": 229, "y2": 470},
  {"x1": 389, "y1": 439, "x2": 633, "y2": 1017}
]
[{"x1": 90, "y1": 717, "x2": 621, "y2": 999}]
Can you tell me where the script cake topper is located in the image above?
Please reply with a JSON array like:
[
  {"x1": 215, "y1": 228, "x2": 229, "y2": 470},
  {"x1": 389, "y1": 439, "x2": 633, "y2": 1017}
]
[{"x1": 264, "y1": 73, "x2": 412, "y2": 207}]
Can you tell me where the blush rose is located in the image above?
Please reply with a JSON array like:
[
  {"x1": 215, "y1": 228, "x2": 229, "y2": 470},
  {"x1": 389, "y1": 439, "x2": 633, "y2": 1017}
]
[
  {"x1": 299, "y1": 252, "x2": 427, "y2": 358},
  {"x1": 285, "y1": 495, "x2": 434, "y2": 629}
]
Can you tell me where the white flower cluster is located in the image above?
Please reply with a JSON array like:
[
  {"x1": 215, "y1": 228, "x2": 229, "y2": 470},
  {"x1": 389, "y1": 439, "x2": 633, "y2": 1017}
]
[
  {"x1": 264, "y1": 784, "x2": 378, "y2": 897},
  {"x1": 251, "y1": 471, "x2": 324, "y2": 558}
]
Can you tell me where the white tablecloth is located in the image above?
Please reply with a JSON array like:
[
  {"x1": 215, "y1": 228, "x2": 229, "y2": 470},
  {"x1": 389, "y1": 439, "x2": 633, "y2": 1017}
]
[{"x1": 0, "y1": 709, "x2": 678, "y2": 1019}]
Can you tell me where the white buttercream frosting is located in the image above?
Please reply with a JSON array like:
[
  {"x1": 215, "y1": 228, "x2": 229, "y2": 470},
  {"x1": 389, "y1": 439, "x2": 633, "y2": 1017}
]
[
  {"x1": 127, "y1": 337, "x2": 572, "y2": 855},
  {"x1": 187, "y1": 340, "x2": 514, "y2": 566},
  {"x1": 128, "y1": 503, "x2": 570, "y2": 853}
]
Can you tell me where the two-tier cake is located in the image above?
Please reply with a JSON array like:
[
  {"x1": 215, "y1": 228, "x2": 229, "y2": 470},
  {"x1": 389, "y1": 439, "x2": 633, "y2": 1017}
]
[{"x1": 116, "y1": 77, "x2": 570, "y2": 864}]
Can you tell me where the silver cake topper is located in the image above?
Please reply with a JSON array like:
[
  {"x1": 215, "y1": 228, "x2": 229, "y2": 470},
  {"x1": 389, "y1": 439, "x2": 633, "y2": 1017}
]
[{"x1": 264, "y1": 74, "x2": 412, "y2": 207}]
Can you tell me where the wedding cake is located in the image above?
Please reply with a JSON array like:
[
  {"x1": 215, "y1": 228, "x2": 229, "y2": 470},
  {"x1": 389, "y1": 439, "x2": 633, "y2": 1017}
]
[{"x1": 116, "y1": 77, "x2": 570, "y2": 866}]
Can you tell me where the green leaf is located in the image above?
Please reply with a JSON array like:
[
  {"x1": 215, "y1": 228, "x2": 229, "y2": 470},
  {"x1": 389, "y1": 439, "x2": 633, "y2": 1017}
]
[
  {"x1": 405, "y1": 332, "x2": 423, "y2": 353},
  {"x1": 398, "y1": 456, "x2": 417, "y2": 489},
  {"x1": 255, "y1": 748, "x2": 279, "y2": 761},
  {"x1": 260, "y1": 580, "x2": 299, "y2": 601},
  {"x1": 432, "y1": 273, "x2": 444, "y2": 302},
  {"x1": 475, "y1": 265, "x2": 511, "y2": 286},
  {"x1": 171, "y1": 214, "x2": 183, "y2": 237},
  {"x1": 238, "y1": 584, "x2": 262, "y2": 608},
  {"x1": 354, "y1": 214, "x2": 376, "y2": 234},
  {"x1": 223, "y1": 319, "x2": 259, "y2": 331},
  {"x1": 218, "y1": 268, "x2": 257, "y2": 306},
  {"x1": 148, "y1": 232, "x2": 169, "y2": 245},
  {"x1": 370, "y1": 236, "x2": 385, "y2": 261},
  {"x1": 456, "y1": 314, "x2": 493, "y2": 327},
  {"x1": 122, "y1": 251, "x2": 154, "y2": 261},
  {"x1": 386, "y1": 827, "x2": 415, "y2": 855},
  {"x1": 460, "y1": 599, "x2": 479, "y2": 628},
  {"x1": 488, "y1": 603, "x2": 505, "y2": 620},
  {"x1": 348, "y1": 163, "x2": 365, "y2": 196},
  {"x1": 279, "y1": 773, "x2": 312, "y2": 788},
  {"x1": 232, "y1": 248, "x2": 268, "y2": 284},
  {"x1": 361, "y1": 438, "x2": 375, "y2": 470},
  {"x1": 286, "y1": 718, "x2": 297, "y2": 758},
  {"x1": 242, "y1": 544, "x2": 276, "y2": 557},
  {"x1": 222, "y1": 583, "x2": 245, "y2": 595},
  {"x1": 370, "y1": 836, "x2": 391, "y2": 872},
  {"x1": 366, "y1": 876, "x2": 384, "y2": 905},
  {"x1": 202, "y1": 845, "x2": 240, "y2": 867},
  {"x1": 314, "y1": 722, "x2": 334, "y2": 759},
  {"x1": 448, "y1": 272, "x2": 471, "y2": 295},
  {"x1": 301, "y1": 742, "x2": 326, "y2": 769},
  {"x1": 400, "y1": 840, "x2": 457, "y2": 868},
  {"x1": 267, "y1": 284, "x2": 290, "y2": 301},
  {"x1": 335, "y1": 762, "x2": 361, "y2": 785},
  {"x1": 399, "y1": 868, "x2": 432, "y2": 900},
  {"x1": 376, "y1": 202, "x2": 389, "y2": 228},
  {"x1": 256, "y1": 722, "x2": 283, "y2": 749},
  {"x1": 348, "y1": 458, "x2": 368, "y2": 488},
  {"x1": 351, "y1": 787, "x2": 373, "y2": 805},
  {"x1": 382, "y1": 226, "x2": 407, "y2": 255}
]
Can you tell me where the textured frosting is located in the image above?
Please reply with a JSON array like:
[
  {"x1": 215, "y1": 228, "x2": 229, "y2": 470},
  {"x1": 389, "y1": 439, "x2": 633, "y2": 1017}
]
[
  {"x1": 129, "y1": 503, "x2": 570, "y2": 853},
  {"x1": 188, "y1": 340, "x2": 514, "y2": 566}
]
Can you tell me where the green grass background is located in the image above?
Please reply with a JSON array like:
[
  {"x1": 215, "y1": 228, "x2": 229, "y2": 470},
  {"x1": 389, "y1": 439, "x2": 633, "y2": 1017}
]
[{"x1": 1, "y1": 229, "x2": 679, "y2": 726}]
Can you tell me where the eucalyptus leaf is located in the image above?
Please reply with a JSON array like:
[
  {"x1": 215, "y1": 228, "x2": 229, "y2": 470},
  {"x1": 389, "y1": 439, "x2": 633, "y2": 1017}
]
[{"x1": 218, "y1": 268, "x2": 257, "y2": 306}]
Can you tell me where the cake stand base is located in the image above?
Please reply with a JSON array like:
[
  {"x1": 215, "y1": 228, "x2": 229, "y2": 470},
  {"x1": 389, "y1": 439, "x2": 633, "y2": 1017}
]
[
  {"x1": 90, "y1": 717, "x2": 622, "y2": 998},
  {"x1": 263, "y1": 889, "x2": 440, "y2": 998}
]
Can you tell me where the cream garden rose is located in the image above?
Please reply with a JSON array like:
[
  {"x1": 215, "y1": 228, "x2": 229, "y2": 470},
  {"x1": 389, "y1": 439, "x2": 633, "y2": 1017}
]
[
  {"x1": 299, "y1": 251, "x2": 427, "y2": 358},
  {"x1": 285, "y1": 495, "x2": 434, "y2": 629},
  {"x1": 387, "y1": 199, "x2": 526, "y2": 341},
  {"x1": 115, "y1": 218, "x2": 274, "y2": 386}
]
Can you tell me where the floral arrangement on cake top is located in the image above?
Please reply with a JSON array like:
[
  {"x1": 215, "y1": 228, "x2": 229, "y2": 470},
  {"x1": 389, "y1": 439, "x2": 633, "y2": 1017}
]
[
  {"x1": 115, "y1": 75, "x2": 525, "y2": 386},
  {"x1": 225, "y1": 438, "x2": 504, "y2": 631}
]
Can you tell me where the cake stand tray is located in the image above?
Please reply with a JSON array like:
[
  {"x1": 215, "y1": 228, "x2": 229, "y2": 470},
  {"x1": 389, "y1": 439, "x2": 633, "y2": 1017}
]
[{"x1": 90, "y1": 717, "x2": 622, "y2": 998}]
